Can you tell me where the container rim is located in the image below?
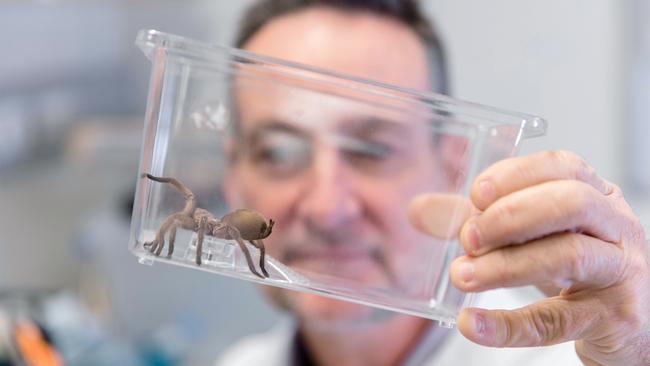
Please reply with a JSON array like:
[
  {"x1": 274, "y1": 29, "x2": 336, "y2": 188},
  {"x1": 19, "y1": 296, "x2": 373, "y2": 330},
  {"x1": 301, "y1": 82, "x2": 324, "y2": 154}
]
[{"x1": 136, "y1": 29, "x2": 547, "y2": 139}]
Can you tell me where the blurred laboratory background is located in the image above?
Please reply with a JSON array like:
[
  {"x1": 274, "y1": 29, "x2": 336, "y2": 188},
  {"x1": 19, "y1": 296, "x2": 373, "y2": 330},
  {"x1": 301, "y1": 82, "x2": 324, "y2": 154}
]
[{"x1": 0, "y1": 0, "x2": 648, "y2": 365}]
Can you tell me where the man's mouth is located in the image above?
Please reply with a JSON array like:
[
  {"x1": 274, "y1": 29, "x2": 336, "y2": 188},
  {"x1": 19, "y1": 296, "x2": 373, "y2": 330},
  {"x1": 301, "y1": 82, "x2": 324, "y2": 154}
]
[
  {"x1": 282, "y1": 245, "x2": 376, "y2": 264},
  {"x1": 278, "y1": 240, "x2": 398, "y2": 288}
]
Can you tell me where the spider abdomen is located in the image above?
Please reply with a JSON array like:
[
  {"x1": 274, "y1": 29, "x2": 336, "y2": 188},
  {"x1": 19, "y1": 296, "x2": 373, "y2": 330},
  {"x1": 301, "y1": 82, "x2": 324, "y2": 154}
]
[{"x1": 221, "y1": 208, "x2": 272, "y2": 240}]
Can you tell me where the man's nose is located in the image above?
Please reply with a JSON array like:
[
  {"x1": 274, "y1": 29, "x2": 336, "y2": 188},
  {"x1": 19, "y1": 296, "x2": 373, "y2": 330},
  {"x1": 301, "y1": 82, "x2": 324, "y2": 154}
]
[{"x1": 296, "y1": 145, "x2": 361, "y2": 230}]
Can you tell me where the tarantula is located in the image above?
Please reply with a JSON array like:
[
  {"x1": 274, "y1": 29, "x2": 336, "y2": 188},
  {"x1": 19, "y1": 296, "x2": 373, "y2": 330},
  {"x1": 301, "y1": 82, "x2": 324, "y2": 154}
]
[{"x1": 142, "y1": 173, "x2": 274, "y2": 278}]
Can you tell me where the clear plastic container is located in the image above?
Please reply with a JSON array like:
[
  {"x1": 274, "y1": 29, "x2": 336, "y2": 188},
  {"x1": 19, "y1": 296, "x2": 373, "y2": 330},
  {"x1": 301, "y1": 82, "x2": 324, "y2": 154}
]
[{"x1": 129, "y1": 29, "x2": 547, "y2": 327}]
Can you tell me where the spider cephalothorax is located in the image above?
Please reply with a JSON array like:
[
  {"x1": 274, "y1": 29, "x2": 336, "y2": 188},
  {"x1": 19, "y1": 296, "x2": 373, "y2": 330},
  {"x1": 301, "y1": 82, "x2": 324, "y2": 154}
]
[{"x1": 142, "y1": 173, "x2": 274, "y2": 278}]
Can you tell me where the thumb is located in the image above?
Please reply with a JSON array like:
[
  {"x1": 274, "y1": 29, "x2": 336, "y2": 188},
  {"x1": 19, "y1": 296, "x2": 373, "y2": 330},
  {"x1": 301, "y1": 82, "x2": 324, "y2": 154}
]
[{"x1": 458, "y1": 297, "x2": 600, "y2": 347}]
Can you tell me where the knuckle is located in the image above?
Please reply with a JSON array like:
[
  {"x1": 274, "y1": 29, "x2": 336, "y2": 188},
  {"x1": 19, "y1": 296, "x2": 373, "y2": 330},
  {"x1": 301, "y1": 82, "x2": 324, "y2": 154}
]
[
  {"x1": 539, "y1": 150, "x2": 565, "y2": 172},
  {"x1": 564, "y1": 234, "x2": 585, "y2": 281},
  {"x1": 609, "y1": 287, "x2": 645, "y2": 332},
  {"x1": 565, "y1": 234, "x2": 589, "y2": 283},
  {"x1": 609, "y1": 201, "x2": 645, "y2": 245},
  {"x1": 542, "y1": 149, "x2": 566, "y2": 163},
  {"x1": 494, "y1": 250, "x2": 516, "y2": 284},
  {"x1": 549, "y1": 150, "x2": 577, "y2": 166},
  {"x1": 626, "y1": 215, "x2": 646, "y2": 244},
  {"x1": 556, "y1": 150, "x2": 585, "y2": 169},
  {"x1": 527, "y1": 306, "x2": 568, "y2": 345},
  {"x1": 622, "y1": 250, "x2": 647, "y2": 280},
  {"x1": 499, "y1": 312, "x2": 515, "y2": 346},
  {"x1": 554, "y1": 150, "x2": 595, "y2": 182},
  {"x1": 598, "y1": 255, "x2": 647, "y2": 332},
  {"x1": 608, "y1": 182, "x2": 623, "y2": 197},
  {"x1": 557, "y1": 182, "x2": 594, "y2": 223},
  {"x1": 513, "y1": 155, "x2": 536, "y2": 181},
  {"x1": 492, "y1": 201, "x2": 519, "y2": 238}
]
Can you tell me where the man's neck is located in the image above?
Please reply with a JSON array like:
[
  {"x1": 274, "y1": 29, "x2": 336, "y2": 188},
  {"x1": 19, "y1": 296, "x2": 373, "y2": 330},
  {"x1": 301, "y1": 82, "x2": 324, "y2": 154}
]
[{"x1": 298, "y1": 314, "x2": 434, "y2": 366}]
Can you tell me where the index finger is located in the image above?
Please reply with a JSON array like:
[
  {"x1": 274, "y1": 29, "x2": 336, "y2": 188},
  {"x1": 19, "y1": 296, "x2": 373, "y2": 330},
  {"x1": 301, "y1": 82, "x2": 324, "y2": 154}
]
[
  {"x1": 471, "y1": 150, "x2": 613, "y2": 211},
  {"x1": 408, "y1": 193, "x2": 476, "y2": 239}
]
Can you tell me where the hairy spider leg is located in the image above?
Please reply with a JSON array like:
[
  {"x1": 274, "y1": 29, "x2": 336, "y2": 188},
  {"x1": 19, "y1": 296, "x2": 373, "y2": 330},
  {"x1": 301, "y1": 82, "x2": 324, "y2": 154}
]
[
  {"x1": 249, "y1": 240, "x2": 269, "y2": 278},
  {"x1": 168, "y1": 225, "x2": 176, "y2": 258},
  {"x1": 196, "y1": 216, "x2": 208, "y2": 265},
  {"x1": 167, "y1": 214, "x2": 194, "y2": 258},
  {"x1": 235, "y1": 237, "x2": 265, "y2": 279},
  {"x1": 145, "y1": 212, "x2": 193, "y2": 257},
  {"x1": 144, "y1": 174, "x2": 196, "y2": 217},
  {"x1": 262, "y1": 219, "x2": 275, "y2": 238},
  {"x1": 142, "y1": 229, "x2": 160, "y2": 254},
  {"x1": 225, "y1": 226, "x2": 265, "y2": 279},
  {"x1": 145, "y1": 215, "x2": 172, "y2": 256},
  {"x1": 142, "y1": 238, "x2": 158, "y2": 254}
]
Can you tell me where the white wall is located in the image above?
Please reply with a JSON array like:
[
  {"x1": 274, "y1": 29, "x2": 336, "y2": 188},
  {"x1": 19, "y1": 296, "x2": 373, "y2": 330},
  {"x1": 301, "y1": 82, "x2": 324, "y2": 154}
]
[
  {"x1": 426, "y1": 0, "x2": 626, "y2": 184},
  {"x1": 627, "y1": 0, "x2": 650, "y2": 193},
  {"x1": 199, "y1": 0, "x2": 631, "y2": 185}
]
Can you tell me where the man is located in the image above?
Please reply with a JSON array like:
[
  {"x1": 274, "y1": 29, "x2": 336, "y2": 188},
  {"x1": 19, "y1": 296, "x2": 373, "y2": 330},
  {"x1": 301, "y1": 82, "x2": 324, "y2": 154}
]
[{"x1": 218, "y1": 0, "x2": 650, "y2": 365}]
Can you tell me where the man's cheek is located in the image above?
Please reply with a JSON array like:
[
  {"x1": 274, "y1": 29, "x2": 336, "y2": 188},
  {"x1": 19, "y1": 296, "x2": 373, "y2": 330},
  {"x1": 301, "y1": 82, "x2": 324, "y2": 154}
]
[{"x1": 262, "y1": 232, "x2": 285, "y2": 259}]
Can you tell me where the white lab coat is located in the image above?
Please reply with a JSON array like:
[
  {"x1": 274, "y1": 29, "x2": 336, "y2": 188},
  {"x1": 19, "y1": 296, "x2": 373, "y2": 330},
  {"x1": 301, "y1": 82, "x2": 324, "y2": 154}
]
[{"x1": 215, "y1": 288, "x2": 583, "y2": 366}]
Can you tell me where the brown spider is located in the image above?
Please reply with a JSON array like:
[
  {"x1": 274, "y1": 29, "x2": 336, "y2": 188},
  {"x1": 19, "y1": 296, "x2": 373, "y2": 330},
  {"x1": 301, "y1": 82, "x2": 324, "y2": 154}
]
[{"x1": 142, "y1": 173, "x2": 274, "y2": 278}]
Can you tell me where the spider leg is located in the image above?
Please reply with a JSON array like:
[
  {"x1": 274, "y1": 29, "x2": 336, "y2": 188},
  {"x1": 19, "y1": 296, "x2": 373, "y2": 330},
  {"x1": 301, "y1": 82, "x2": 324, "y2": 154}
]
[
  {"x1": 144, "y1": 227, "x2": 164, "y2": 254},
  {"x1": 143, "y1": 238, "x2": 156, "y2": 252},
  {"x1": 148, "y1": 215, "x2": 173, "y2": 256},
  {"x1": 159, "y1": 213, "x2": 191, "y2": 258},
  {"x1": 196, "y1": 216, "x2": 208, "y2": 266},
  {"x1": 249, "y1": 240, "x2": 269, "y2": 278},
  {"x1": 228, "y1": 228, "x2": 264, "y2": 279},
  {"x1": 147, "y1": 227, "x2": 165, "y2": 256},
  {"x1": 168, "y1": 225, "x2": 177, "y2": 258},
  {"x1": 171, "y1": 214, "x2": 196, "y2": 258},
  {"x1": 154, "y1": 213, "x2": 186, "y2": 256},
  {"x1": 155, "y1": 235, "x2": 166, "y2": 255},
  {"x1": 144, "y1": 213, "x2": 187, "y2": 257}
]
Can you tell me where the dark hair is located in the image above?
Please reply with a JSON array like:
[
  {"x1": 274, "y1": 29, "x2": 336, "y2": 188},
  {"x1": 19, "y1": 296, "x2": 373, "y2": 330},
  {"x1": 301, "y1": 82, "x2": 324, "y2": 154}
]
[{"x1": 234, "y1": 0, "x2": 450, "y2": 94}]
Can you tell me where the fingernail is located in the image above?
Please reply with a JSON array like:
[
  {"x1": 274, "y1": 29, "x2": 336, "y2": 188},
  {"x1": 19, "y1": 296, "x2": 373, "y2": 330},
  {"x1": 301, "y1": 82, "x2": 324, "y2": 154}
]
[
  {"x1": 465, "y1": 222, "x2": 481, "y2": 254},
  {"x1": 457, "y1": 259, "x2": 475, "y2": 284},
  {"x1": 479, "y1": 180, "x2": 496, "y2": 203},
  {"x1": 474, "y1": 312, "x2": 487, "y2": 336}
]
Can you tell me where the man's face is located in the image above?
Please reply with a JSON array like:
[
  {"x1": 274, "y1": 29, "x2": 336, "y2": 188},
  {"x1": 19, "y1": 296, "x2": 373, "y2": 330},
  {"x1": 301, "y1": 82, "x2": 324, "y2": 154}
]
[{"x1": 227, "y1": 6, "x2": 453, "y2": 325}]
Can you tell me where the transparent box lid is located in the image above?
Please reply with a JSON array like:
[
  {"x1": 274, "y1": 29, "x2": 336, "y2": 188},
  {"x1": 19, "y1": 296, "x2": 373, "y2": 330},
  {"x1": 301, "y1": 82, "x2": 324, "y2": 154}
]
[{"x1": 129, "y1": 29, "x2": 547, "y2": 327}]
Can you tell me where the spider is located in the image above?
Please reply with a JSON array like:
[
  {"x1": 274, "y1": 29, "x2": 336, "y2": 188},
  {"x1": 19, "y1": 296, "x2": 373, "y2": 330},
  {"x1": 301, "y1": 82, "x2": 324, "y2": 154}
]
[{"x1": 141, "y1": 173, "x2": 274, "y2": 278}]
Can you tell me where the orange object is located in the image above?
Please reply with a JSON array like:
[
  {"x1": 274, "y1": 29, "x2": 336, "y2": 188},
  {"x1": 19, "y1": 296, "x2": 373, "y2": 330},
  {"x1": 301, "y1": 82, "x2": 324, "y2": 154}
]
[{"x1": 14, "y1": 321, "x2": 64, "y2": 366}]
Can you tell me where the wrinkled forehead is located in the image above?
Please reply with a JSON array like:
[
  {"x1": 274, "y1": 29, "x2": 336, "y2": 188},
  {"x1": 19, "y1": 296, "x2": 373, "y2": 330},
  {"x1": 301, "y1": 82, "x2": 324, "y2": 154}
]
[{"x1": 231, "y1": 71, "x2": 432, "y2": 139}]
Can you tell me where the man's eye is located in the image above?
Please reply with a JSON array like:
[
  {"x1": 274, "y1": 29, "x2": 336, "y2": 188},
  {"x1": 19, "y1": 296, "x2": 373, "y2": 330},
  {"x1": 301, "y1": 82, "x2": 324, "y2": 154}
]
[
  {"x1": 254, "y1": 146, "x2": 302, "y2": 164},
  {"x1": 364, "y1": 141, "x2": 393, "y2": 159},
  {"x1": 341, "y1": 139, "x2": 400, "y2": 174},
  {"x1": 249, "y1": 131, "x2": 311, "y2": 177},
  {"x1": 336, "y1": 133, "x2": 395, "y2": 158},
  {"x1": 343, "y1": 141, "x2": 392, "y2": 161}
]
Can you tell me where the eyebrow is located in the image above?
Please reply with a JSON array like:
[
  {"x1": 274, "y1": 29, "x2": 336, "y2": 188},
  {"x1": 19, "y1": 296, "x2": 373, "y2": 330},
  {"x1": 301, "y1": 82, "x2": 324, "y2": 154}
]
[
  {"x1": 329, "y1": 134, "x2": 392, "y2": 156},
  {"x1": 245, "y1": 120, "x2": 312, "y2": 146},
  {"x1": 337, "y1": 116, "x2": 409, "y2": 138},
  {"x1": 243, "y1": 115, "x2": 410, "y2": 150}
]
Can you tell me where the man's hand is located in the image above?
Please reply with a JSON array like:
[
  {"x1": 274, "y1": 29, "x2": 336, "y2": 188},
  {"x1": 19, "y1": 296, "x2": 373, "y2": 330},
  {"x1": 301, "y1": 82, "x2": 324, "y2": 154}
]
[{"x1": 445, "y1": 150, "x2": 649, "y2": 365}]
